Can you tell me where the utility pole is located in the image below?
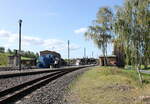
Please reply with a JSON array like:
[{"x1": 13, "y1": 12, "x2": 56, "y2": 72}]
[
  {"x1": 92, "y1": 51, "x2": 94, "y2": 58},
  {"x1": 84, "y1": 48, "x2": 86, "y2": 58},
  {"x1": 18, "y1": 19, "x2": 22, "y2": 70},
  {"x1": 68, "y1": 40, "x2": 70, "y2": 66}
]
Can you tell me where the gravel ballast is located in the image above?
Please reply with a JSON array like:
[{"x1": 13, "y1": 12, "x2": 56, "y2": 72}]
[
  {"x1": 0, "y1": 73, "x2": 51, "y2": 91},
  {"x1": 0, "y1": 66, "x2": 37, "y2": 71},
  {"x1": 15, "y1": 67, "x2": 90, "y2": 104}
]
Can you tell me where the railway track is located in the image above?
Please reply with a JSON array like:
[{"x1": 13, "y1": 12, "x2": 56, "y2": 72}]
[
  {"x1": 0, "y1": 65, "x2": 93, "y2": 104},
  {"x1": 0, "y1": 66, "x2": 37, "y2": 71},
  {"x1": 0, "y1": 65, "x2": 88, "y2": 79}
]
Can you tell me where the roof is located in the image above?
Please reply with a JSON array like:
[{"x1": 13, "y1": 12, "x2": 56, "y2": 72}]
[
  {"x1": 40, "y1": 50, "x2": 61, "y2": 58},
  {"x1": 99, "y1": 55, "x2": 116, "y2": 58}
]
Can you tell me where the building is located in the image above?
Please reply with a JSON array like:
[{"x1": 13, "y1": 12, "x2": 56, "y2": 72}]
[
  {"x1": 99, "y1": 40, "x2": 125, "y2": 67},
  {"x1": 99, "y1": 55, "x2": 117, "y2": 66},
  {"x1": 40, "y1": 50, "x2": 61, "y2": 58},
  {"x1": 8, "y1": 55, "x2": 19, "y2": 67},
  {"x1": 8, "y1": 55, "x2": 36, "y2": 67},
  {"x1": 21, "y1": 58, "x2": 36, "y2": 67}
]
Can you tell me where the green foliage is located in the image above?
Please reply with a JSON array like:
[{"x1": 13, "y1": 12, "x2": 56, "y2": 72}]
[
  {"x1": 85, "y1": 7, "x2": 113, "y2": 65},
  {"x1": 0, "y1": 53, "x2": 8, "y2": 66},
  {"x1": 86, "y1": 0, "x2": 150, "y2": 68},
  {"x1": 113, "y1": 0, "x2": 150, "y2": 67},
  {"x1": 6, "y1": 48, "x2": 39, "y2": 59},
  {"x1": 0, "y1": 47, "x2": 5, "y2": 53},
  {"x1": 7, "y1": 48, "x2": 13, "y2": 54},
  {"x1": 21, "y1": 51, "x2": 38, "y2": 58},
  {"x1": 0, "y1": 48, "x2": 39, "y2": 66}
]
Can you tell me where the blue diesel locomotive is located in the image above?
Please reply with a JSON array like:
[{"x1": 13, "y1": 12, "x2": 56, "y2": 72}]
[{"x1": 37, "y1": 50, "x2": 61, "y2": 68}]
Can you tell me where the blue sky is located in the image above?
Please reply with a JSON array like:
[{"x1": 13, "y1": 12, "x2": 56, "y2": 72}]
[{"x1": 0, "y1": 0, "x2": 123, "y2": 58}]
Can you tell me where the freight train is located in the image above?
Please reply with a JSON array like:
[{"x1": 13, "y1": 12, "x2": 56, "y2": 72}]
[{"x1": 75, "y1": 58, "x2": 97, "y2": 66}]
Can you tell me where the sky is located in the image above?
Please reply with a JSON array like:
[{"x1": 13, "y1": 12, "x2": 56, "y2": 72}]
[{"x1": 0, "y1": 0, "x2": 123, "y2": 59}]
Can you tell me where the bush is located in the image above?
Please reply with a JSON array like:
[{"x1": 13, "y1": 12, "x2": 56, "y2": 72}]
[{"x1": 0, "y1": 53, "x2": 8, "y2": 66}]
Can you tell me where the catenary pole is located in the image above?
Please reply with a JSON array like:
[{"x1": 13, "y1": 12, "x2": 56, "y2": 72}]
[
  {"x1": 84, "y1": 48, "x2": 86, "y2": 58},
  {"x1": 19, "y1": 19, "x2": 22, "y2": 70},
  {"x1": 68, "y1": 40, "x2": 70, "y2": 66}
]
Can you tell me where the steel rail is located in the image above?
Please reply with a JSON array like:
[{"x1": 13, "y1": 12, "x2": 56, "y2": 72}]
[{"x1": 0, "y1": 65, "x2": 89, "y2": 79}]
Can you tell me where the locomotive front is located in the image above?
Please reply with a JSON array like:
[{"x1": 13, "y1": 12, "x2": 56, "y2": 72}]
[{"x1": 37, "y1": 50, "x2": 61, "y2": 68}]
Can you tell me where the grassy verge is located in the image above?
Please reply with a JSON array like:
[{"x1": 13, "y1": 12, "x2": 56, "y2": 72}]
[
  {"x1": 21, "y1": 57, "x2": 33, "y2": 60},
  {"x1": 0, "y1": 53, "x2": 9, "y2": 66},
  {"x1": 65, "y1": 66, "x2": 150, "y2": 104}
]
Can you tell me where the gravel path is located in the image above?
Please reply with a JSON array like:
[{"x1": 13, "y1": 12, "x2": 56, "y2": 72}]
[
  {"x1": 140, "y1": 70, "x2": 150, "y2": 74},
  {"x1": 15, "y1": 67, "x2": 90, "y2": 104},
  {"x1": 0, "y1": 73, "x2": 50, "y2": 91}
]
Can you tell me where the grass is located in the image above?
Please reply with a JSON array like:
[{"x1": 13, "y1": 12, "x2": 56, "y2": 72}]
[
  {"x1": 0, "y1": 53, "x2": 9, "y2": 66},
  {"x1": 125, "y1": 65, "x2": 150, "y2": 70},
  {"x1": 21, "y1": 57, "x2": 32, "y2": 60},
  {"x1": 65, "y1": 66, "x2": 150, "y2": 104},
  {"x1": 141, "y1": 65, "x2": 150, "y2": 70}
]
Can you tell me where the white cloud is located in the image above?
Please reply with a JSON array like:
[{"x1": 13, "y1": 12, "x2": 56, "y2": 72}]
[
  {"x1": 22, "y1": 36, "x2": 43, "y2": 45},
  {"x1": 70, "y1": 44, "x2": 80, "y2": 50},
  {"x1": 74, "y1": 27, "x2": 88, "y2": 34},
  {"x1": 43, "y1": 39, "x2": 80, "y2": 51},
  {"x1": 43, "y1": 39, "x2": 66, "y2": 51},
  {"x1": 0, "y1": 30, "x2": 80, "y2": 51},
  {"x1": 0, "y1": 30, "x2": 12, "y2": 39}
]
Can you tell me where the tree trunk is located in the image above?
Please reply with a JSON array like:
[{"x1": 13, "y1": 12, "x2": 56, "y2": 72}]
[
  {"x1": 105, "y1": 43, "x2": 108, "y2": 66},
  {"x1": 102, "y1": 45, "x2": 106, "y2": 66},
  {"x1": 136, "y1": 64, "x2": 143, "y2": 86}
]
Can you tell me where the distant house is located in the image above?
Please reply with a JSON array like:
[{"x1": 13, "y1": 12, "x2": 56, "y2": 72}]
[
  {"x1": 99, "y1": 55, "x2": 117, "y2": 66},
  {"x1": 99, "y1": 54, "x2": 125, "y2": 67},
  {"x1": 21, "y1": 58, "x2": 36, "y2": 67},
  {"x1": 99, "y1": 40, "x2": 125, "y2": 67},
  {"x1": 8, "y1": 55, "x2": 19, "y2": 67},
  {"x1": 8, "y1": 55, "x2": 36, "y2": 67}
]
